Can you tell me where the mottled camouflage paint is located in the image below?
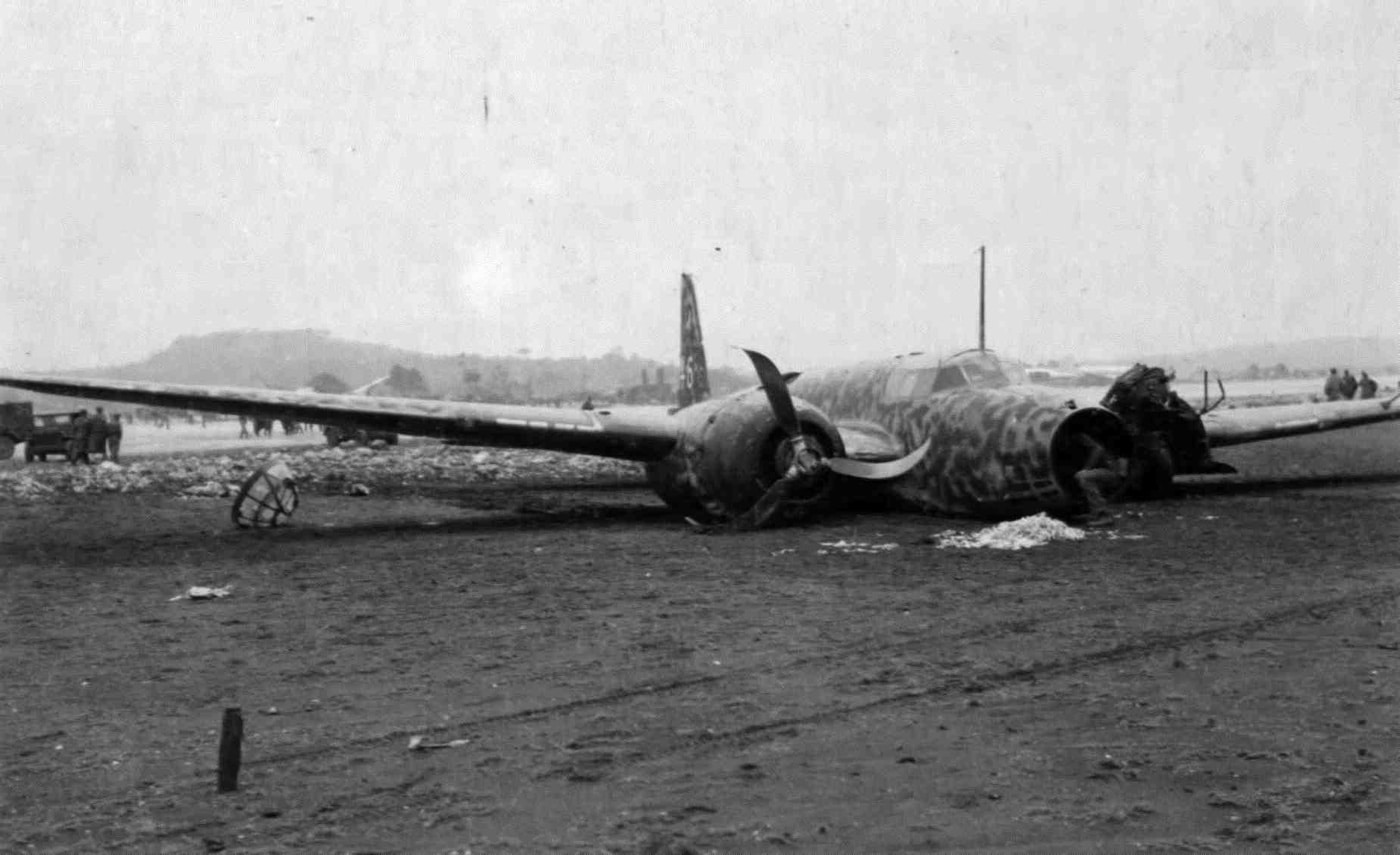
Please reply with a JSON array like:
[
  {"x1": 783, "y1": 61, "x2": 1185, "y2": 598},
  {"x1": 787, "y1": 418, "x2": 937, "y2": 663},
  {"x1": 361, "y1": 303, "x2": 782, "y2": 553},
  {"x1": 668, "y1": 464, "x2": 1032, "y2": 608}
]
[{"x1": 789, "y1": 358, "x2": 1105, "y2": 517}]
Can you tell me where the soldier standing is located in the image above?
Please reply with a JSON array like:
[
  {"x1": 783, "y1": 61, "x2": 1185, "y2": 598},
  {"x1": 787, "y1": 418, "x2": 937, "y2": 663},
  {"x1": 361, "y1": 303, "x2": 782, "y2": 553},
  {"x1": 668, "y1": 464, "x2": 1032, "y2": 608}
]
[
  {"x1": 1358, "y1": 372, "x2": 1379, "y2": 400},
  {"x1": 89, "y1": 407, "x2": 109, "y2": 462},
  {"x1": 1323, "y1": 368, "x2": 1341, "y2": 401},
  {"x1": 69, "y1": 410, "x2": 91, "y2": 464},
  {"x1": 1340, "y1": 370, "x2": 1359, "y2": 400},
  {"x1": 107, "y1": 414, "x2": 124, "y2": 463}
]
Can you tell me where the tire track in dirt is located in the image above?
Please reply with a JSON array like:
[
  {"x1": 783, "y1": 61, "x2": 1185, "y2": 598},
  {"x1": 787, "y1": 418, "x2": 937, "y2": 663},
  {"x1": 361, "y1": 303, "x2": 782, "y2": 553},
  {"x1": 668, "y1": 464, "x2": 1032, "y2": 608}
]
[
  {"x1": 240, "y1": 581, "x2": 1398, "y2": 771},
  {"x1": 10, "y1": 579, "x2": 1395, "y2": 851},
  {"x1": 241, "y1": 611, "x2": 1038, "y2": 767},
  {"x1": 653, "y1": 583, "x2": 1400, "y2": 759}
]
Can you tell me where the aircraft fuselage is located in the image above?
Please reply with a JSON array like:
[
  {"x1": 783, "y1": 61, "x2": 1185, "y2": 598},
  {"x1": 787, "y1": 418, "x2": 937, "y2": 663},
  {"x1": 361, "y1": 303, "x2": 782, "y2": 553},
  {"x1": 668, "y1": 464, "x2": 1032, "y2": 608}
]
[{"x1": 790, "y1": 351, "x2": 1126, "y2": 518}]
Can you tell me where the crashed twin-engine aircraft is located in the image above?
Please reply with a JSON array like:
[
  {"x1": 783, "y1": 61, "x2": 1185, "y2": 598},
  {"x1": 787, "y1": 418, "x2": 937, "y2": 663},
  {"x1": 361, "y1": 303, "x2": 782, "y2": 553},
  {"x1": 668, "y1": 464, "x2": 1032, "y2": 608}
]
[{"x1": 2, "y1": 276, "x2": 1398, "y2": 527}]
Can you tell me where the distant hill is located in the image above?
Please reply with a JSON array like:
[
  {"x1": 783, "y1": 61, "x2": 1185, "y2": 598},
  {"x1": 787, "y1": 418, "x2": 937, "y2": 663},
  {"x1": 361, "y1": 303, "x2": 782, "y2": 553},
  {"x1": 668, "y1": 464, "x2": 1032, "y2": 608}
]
[
  {"x1": 8, "y1": 329, "x2": 1391, "y2": 413},
  {"x1": 0, "y1": 329, "x2": 748, "y2": 410},
  {"x1": 1123, "y1": 335, "x2": 1399, "y2": 380}
]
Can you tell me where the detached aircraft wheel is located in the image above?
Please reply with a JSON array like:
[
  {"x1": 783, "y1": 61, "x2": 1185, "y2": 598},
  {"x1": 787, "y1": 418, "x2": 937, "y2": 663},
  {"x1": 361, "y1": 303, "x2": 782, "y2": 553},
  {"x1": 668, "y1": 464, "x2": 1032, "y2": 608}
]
[{"x1": 232, "y1": 462, "x2": 300, "y2": 528}]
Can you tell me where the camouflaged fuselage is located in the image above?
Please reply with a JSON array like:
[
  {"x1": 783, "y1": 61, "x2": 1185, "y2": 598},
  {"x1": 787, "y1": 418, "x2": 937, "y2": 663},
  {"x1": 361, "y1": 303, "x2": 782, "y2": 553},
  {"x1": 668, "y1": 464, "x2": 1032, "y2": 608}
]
[{"x1": 789, "y1": 359, "x2": 1105, "y2": 518}]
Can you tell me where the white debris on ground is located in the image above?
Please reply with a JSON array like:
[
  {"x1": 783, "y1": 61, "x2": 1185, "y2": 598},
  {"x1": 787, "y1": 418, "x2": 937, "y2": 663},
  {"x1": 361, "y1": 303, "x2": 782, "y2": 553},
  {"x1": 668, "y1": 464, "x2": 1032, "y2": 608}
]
[
  {"x1": 182, "y1": 480, "x2": 238, "y2": 498},
  {"x1": 170, "y1": 585, "x2": 233, "y2": 601},
  {"x1": 0, "y1": 444, "x2": 644, "y2": 501},
  {"x1": 407, "y1": 735, "x2": 471, "y2": 751},
  {"x1": 928, "y1": 513, "x2": 1088, "y2": 550},
  {"x1": 817, "y1": 540, "x2": 900, "y2": 555}
]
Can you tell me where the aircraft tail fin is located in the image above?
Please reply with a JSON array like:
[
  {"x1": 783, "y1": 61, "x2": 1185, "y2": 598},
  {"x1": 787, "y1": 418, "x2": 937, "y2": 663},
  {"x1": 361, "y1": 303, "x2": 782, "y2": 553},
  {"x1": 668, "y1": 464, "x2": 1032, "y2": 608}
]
[{"x1": 677, "y1": 273, "x2": 710, "y2": 408}]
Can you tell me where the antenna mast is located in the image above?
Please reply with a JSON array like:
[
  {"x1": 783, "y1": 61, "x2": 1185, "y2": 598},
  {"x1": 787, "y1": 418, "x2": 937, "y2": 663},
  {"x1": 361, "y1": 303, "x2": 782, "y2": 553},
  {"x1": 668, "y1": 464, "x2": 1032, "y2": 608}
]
[{"x1": 978, "y1": 245, "x2": 986, "y2": 351}]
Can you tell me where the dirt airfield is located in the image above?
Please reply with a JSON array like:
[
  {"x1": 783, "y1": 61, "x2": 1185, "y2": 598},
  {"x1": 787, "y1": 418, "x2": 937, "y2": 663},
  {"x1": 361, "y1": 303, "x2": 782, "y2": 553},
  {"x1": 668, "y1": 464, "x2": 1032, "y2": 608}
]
[{"x1": 3, "y1": 423, "x2": 1399, "y2": 853}]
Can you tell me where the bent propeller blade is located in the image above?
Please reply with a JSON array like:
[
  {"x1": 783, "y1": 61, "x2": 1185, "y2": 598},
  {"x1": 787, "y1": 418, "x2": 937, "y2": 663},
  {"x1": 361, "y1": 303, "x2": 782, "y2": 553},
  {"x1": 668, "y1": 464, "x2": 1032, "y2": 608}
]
[
  {"x1": 741, "y1": 348, "x2": 802, "y2": 438},
  {"x1": 828, "y1": 439, "x2": 931, "y2": 480}
]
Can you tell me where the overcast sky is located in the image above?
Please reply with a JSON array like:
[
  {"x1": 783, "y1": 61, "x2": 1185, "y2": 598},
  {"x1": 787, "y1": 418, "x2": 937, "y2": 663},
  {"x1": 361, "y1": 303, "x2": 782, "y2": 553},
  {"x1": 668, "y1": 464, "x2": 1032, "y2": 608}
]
[{"x1": 2, "y1": 1, "x2": 1395, "y2": 372}]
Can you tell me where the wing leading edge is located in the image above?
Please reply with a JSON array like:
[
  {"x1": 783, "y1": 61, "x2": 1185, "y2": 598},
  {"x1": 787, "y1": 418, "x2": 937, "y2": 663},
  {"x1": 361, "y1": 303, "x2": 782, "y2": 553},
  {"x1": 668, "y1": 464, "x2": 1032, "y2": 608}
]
[
  {"x1": 1203, "y1": 395, "x2": 1400, "y2": 448},
  {"x1": 0, "y1": 373, "x2": 680, "y2": 461}
]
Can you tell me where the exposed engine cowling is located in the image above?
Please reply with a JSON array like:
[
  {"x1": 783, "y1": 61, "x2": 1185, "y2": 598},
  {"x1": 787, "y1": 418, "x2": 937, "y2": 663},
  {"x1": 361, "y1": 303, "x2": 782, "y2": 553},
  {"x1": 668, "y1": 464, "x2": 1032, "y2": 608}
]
[
  {"x1": 1048, "y1": 405, "x2": 1138, "y2": 502},
  {"x1": 645, "y1": 388, "x2": 844, "y2": 523}
]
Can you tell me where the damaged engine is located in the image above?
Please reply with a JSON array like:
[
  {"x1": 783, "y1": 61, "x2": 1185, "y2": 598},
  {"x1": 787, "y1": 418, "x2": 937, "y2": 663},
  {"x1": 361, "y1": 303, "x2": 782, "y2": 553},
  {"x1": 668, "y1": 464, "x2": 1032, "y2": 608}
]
[{"x1": 1099, "y1": 364, "x2": 1236, "y2": 496}]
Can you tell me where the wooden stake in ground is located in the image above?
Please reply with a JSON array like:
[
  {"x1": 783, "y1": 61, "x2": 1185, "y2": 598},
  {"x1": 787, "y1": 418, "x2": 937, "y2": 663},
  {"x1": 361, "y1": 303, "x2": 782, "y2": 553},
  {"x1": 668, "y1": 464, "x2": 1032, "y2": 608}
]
[{"x1": 218, "y1": 708, "x2": 243, "y2": 792}]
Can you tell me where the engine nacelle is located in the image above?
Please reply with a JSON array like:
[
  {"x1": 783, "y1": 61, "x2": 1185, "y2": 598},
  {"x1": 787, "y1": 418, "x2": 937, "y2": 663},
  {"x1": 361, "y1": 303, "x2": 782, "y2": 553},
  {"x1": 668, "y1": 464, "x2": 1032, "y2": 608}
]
[
  {"x1": 1048, "y1": 405, "x2": 1137, "y2": 499},
  {"x1": 893, "y1": 390, "x2": 1135, "y2": 518},
  {"x1": 645, "y1": 389, "x2": 844, "y2": 521}
]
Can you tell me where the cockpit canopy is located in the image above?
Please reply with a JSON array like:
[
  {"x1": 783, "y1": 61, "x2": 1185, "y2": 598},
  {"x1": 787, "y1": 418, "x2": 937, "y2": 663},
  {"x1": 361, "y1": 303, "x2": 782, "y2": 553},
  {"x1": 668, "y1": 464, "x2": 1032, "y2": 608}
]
[{"x1": 882, "y1": 349, "x2": 1030, "y2": 402}]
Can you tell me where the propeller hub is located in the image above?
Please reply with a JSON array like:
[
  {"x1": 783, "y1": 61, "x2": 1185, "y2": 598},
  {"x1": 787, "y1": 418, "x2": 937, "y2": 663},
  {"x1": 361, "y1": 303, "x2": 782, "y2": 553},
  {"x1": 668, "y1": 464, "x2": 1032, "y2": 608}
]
[{"x1": 776, "y1": 433, "x2": 827, "y2": 479}]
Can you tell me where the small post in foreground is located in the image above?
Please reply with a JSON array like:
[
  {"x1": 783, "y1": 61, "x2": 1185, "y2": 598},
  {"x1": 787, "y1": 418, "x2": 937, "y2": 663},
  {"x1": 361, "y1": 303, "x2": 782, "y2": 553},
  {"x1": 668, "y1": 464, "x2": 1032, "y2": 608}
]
[{"x1": 218, "y1": 707, "x2": 243, "y2": 793}]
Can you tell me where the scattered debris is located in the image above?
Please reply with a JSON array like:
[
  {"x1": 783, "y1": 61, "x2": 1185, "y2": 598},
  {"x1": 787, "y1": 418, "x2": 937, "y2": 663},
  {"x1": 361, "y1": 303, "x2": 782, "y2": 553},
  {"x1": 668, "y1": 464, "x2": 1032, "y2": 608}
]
[
  {"x1": 3, "y1": 475, "x2": 55, "y2": 499},
  {"x1": 171, "y1": 586, "x2": 233, "y2": 601},
  {"x1": 927, "y1": 513, "x2": 1087, "y2": 550},
  {"x1": 0, "y1": 445, "x2": 644, "y2": 501},
  {"x1": 183, "y1": 480, "x2": 233, "y2": 498},
  {"x1": 408, "y1": 735, "x2": 471, "y2": 751},
  {"x1": 817, "y1": 540, "x2": 899, "y2": 555}
]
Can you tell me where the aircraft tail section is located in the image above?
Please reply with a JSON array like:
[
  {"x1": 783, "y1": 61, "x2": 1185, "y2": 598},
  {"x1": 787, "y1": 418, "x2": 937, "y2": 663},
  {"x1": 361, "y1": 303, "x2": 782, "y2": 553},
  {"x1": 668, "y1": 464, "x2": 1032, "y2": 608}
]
[{"x1": 677, "y1": 273, "x2": 710, "y2": 408}]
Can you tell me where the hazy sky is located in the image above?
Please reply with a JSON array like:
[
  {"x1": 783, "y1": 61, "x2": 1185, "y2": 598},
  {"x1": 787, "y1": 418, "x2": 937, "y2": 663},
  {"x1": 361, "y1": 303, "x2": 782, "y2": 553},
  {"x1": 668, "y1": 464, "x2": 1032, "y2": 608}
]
[{"x1": 2, "y1": 1, "x2": 1395, "y2": 372}]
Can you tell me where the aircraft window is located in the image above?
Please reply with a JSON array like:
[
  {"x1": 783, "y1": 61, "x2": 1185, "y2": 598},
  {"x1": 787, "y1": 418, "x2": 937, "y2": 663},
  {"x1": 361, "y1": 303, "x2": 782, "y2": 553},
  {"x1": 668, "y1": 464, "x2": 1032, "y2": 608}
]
[
  {"x1": 930, "y1": 366, "x2": 968, "y2": 393},
  {"x1": 883, "y1": 370, "x2": 920, "y2": 401},
  {"x1": 959, "y1": 360, "x2": 1010, "y2": 388},
  {"x1": 886, "y1": 354, "x2": 1021, "y2": 399}
]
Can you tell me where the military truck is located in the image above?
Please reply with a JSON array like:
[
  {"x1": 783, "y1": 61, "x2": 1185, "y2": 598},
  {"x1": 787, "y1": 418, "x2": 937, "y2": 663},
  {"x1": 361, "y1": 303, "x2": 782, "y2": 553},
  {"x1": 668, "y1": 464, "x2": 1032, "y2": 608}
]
[{"x1": 0, "y1": 401, "x2": 36, "y2": 460}]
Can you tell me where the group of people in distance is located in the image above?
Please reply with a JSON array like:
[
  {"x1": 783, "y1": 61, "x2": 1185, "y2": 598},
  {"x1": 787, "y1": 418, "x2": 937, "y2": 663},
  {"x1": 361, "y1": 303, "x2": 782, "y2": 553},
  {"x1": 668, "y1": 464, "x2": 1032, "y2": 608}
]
[
  {"x1": 66, "y1": 406, "x2": 123, "y2": 464},
  {"x1": 1323, "y1": 368, "x2": 1379, "y2": 401}
]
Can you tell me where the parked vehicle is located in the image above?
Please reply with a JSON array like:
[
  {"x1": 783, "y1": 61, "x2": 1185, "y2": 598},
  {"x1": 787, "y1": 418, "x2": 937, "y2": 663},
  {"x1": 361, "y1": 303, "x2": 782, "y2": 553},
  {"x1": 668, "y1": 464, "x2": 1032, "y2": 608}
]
[
  {"x1": 323, "y1": 425, "x2": 399, "y2": 447},
  {"x1": 25, "y1": 411, "x2": 76, "y2": 462},
  {"x1": 0, "y1": 401, "x2": 34, "y2": 460}
]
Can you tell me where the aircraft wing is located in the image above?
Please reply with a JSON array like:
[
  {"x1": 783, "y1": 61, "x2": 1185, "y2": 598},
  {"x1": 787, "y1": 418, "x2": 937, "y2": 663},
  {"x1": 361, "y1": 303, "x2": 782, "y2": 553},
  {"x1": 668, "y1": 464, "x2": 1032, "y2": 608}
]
[
  {"x1": 1203, "y1": 395, "x2": 1400, "y2": 448},
  {"x1": 0, "y1": 373, "x2": 680, "y2": 461}
]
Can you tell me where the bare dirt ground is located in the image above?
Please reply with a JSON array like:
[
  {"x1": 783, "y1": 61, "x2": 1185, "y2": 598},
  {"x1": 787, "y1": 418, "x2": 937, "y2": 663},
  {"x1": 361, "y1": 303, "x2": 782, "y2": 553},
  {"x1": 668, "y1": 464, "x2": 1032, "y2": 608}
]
[{"x1": 3, "y1": 425, "x2": 1399, "y2": 853}]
